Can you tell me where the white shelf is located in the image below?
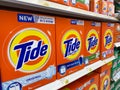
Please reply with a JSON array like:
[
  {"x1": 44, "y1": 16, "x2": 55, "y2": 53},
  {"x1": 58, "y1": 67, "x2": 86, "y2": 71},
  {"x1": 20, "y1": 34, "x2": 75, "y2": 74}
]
[
  {"x1": 35, "y1": 56, "x2": 115, "y2": 90},
  {"x1": 115, "y1": 42, "x2": 120, "y2": 47},
  {"x1": 115, "y1": 13, "x2": 120, "y2": 20},
  {"x1": 0, "y1": 0, "x2": 119, "y2": 22}
]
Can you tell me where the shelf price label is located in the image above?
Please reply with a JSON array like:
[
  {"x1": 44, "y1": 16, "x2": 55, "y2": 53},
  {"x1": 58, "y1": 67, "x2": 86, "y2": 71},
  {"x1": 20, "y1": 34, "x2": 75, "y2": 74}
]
[
  {"x1": 61, "y1": 78, "x2": 69, "y2": 85},
  {"x1": 88, "y1": 68, "x2": 92, "y2": 72},
  {"x1": 65, "y1": 79, "x2": 69, "y2": 85}
]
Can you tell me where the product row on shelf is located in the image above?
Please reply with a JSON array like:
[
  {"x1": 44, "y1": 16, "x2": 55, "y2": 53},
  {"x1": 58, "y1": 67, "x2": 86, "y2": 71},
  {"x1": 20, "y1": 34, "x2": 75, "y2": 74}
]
[
  {"x1": 49, "y1": 0, "x2": 115, "y2": 16},
  {"x1": 36, "y1": 56, "x2": 115, "y2": 90},
  {"x1": 0, "y1": 9, "x2": 119, "y2": 90},
  {"x1": 0, "y1": 0, "x2": 119, "y2": 22},
  {"x1": 110, "y1": 46, "x2": 120, "y2": 90},
  {"x1": 0, "y1": 0, "x2": 120, "y2": 90}
]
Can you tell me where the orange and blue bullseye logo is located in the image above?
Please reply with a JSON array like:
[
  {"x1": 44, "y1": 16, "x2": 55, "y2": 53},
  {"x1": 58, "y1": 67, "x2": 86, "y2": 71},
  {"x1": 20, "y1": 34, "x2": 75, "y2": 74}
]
[
  {"x1": 8, "y1": 28, "x2": 51, "y2": 72},
  {"x1": 104, "y1": 29, "x2": 113, "y2": 49},
  {"x1": 86, "y1": 30, "x2": 99, "y2": 54},
  {"x1": 61, "y1": 30, "x2": 81, "y2": 60}
]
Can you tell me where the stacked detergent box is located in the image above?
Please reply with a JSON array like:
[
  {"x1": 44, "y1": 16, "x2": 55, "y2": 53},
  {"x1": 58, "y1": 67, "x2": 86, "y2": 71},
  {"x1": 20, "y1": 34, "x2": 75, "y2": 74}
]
[
  {"x1": 0, "y1": 9, "x2": 116, "y2": 90},
  {"x1": 60, "y1": 72, "x2": 99, "y2": 90},
  {"x1": 0, "y1": 10, "x2": 56, "y2": 90},
  {"x1": 110, "y1": 46, "x2": 120, "y2": 90},
  {"x1": 110, "y1": 23, "x2": 120, "y2": 90}
]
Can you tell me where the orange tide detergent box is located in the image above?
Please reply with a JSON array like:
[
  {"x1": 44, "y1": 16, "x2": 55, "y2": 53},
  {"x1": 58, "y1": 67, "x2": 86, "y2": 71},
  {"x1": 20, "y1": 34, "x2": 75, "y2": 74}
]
[
  {"x1": 59, "y1": 77, "x2": 86, "y2": 90},
  {"x1": 114, "y1": 23, "x2": 120, "y2": 43},
  {"x1": 115, "y1": 23, "x2": 120, "y2": 34},
  {"x1": 84, "y1": 21, "x2": 101, "y2": 65},
  {"x1": 100, "y1": 22, "x2": 114, "y2": 60},
  {"x1": 90, "y1": 0, "x2": 100, "y2": 13},
  {"x1": 0, "y1": 10, "x2": 56, "y2": 90},
  {"x1": 70, "y1": 0, "x2": 90, "y2": 11},
  {"x1": 114, "y1": 33, "x2": 120, "y2": 43},
  {"x1": 49, "y1": 0, "x2": 69, "y2": 5},
  {"x1": 84, "y1": 72, "x2": 99, "y2": 90},
  {"x1": 60, "y1": 72, "x2": 99, "y2": 90},
  {"x1": 56, "y1": 17, "x2": 85, "y2": 79},
  {"x1": 100, "y1": 0, "x2": 108, "y2": 15},
  {"x1": 108, "y1": 0, "x2": 115, "y2": 16},
  {"x1": 95, "y1": 62, "x2": 112, "y2": 90}
]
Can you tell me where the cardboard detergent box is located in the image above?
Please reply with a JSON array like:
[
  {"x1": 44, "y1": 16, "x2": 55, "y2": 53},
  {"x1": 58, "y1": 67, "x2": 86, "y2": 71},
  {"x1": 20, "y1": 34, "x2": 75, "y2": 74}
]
[
  {"x1": 107, "y1": 0, "x2": 115, "y2": 16},
  {"x1": 100, "y1": 0, "x2": 108, "y2": 15},
  {"x1": 115, "y1": 23, "x2": 120, "y2": 34},
  {"x1": 90, "y1": 0, "x2": 100, "y2": 13},
  {"x1": 84, "y1": 72, "x2": 99, "y2": 90},
  {"x1": 60, "y1": 72, "x2": 99, "y2": 90},
  {"x1": 95, "y1": 63, "x2": 112, "y2": 90},
  {"x1": 111, "y1": 67, "x2": 118, "y2": 82},
  {"x1": 0, "y1": 10, "x2": 56, "y2": 90},
  {"x1": 114, "y1": 33, "x2": 120, "y2": 43},
  {"x1": 112, "y1": 58, "x2": 118, "y2": 69},
  {"x1": 110, "y1": 81, "x2": 115, "y2": 90},
  {"x1": 115, "y1": 80, "x2": 120, "y2": 90},
  {"x1": 84, "y1": 21, "x2": 100, "y2": 65},
  {"x1": 56, "y1": 17, "x2": 85, "y2": 79},
  {"x1": 70, "y1": 0, "x2": 90, "y2": 10},
  {"x1": 100, "y1": 22, "x2": 114, "y2": 60},
  {"x1": 49, "y1": 0, "x2": 69, "y2": 5}
]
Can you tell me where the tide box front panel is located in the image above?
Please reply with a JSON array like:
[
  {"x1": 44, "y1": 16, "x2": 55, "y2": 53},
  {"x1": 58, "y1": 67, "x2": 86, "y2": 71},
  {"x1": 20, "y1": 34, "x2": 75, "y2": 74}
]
[
  {"x1": 100, "y1": 22, "x2": 114, "y2": 60},
  {"x1": 56, "y1": 17, "x2": 85, "y2": 79},
  {"x1": 84, "y1": 21, "x2": 101, "y2": 65},
  {"x1": 0, "y1": 10, "x2": 56, "y2": 90}
]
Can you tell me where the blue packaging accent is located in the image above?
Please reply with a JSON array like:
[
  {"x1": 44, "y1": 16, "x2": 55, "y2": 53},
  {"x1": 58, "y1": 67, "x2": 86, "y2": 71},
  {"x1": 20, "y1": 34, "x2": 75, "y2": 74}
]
[
  {"x1": 18, "y1": 14, "x2": 34, "y2": 23},
  {"x1": 92, "y1": 22, "x2": 96, "y2": 26},
  {"x1": 58, "y1": 57, "x2": 83, "y2": 75},
  {"x1": 71, "y1": 20, "x2": 77, "y2": 25},
  {"x1": 2, "y1": 66, "x2": 56, "y2": 90}
]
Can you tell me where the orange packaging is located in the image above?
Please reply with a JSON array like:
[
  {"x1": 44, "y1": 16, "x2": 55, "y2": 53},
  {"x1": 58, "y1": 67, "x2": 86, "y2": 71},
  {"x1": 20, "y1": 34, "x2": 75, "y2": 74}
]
[
  {"x1": 100, "y1": 22, "x2": 114, "y2": 60},
  {"x1": 95, "y1": 62, "x2": 112, "y2": 90},
  {"x1": 69, "y1": 0, "x2": 90, "y2": 10},
  {"x1": 114, "y1": 23, "x2": 120, "y2": 43},
  {"x1": 0, "y1": 10, "x2": 56, "y2": 90},
  {"x1": 114, "y1": 33, "x2": 120, "y2": 43},
  {"x1": 60, "y1": 72, "x2": 99, "y2": 90},
  {"x1": 56, "y1": 17, "x2": 85, "y2": 79},
  {"x1": 90, "y1": 0, "x2": 100, "y2": 13},
  {"x1": 84, "y1": 21, "x2": 101, "y2": 65},
  {"x1": 115, "y1": 23, "x2": 120, "y2": 34},
  {"x1": 108, "y1": 0, "x2": 115, "y2": 16},
  {"x1": 49, "y1": 0, "x2": 69, "y2": 5},
  {"x1": 100, "y1": 0, "x2": 108, "y2": 15},
  {"x1": 84, "y1": 72, "x2": 99, "y2": 90}
]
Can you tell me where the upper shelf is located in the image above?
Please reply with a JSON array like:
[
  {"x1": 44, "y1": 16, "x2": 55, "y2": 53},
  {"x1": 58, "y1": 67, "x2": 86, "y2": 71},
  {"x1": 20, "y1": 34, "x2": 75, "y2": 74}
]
[
  {"x1": 115, "y1": 13, "x2": 120, "y2": 20},
  {"x1": 0, "y1": 0, "x2": 119, "y2": 22}
]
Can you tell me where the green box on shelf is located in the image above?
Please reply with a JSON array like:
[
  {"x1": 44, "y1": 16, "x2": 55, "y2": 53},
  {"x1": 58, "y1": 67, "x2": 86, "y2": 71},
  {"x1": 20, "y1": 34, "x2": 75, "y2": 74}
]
[
  {"x1": 111, "y1": 67, "x2": 118, "y2": 81},
  {"x1": 117, "y1": 57, "x2": 120, "y2": 66},
  {"x1": 114, "y1": 47, "x2": 119, "y2": 58},
  {"x1": 114, "y1": 46, "x2": 120, "y2": 59},
  {"x1": 115, "y1": 80, "x2": 120, "y2": 90},
  {"x1": 112, "y1": 58, "x2": 118, "y2": 69},
  {"x1": 110, "y1": 81, "x2": 115, "y2": 90}
]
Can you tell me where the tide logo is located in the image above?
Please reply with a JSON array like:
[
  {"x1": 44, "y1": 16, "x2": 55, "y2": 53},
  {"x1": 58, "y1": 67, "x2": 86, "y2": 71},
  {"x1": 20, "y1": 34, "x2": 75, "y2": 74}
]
[
  {"x1": 8, "y1": 28, "x2": 51, "y2": 72},
  {"x1": 104, "y1": 29, "x2": 113, "y2": 49},
  {"x1": 103, "y1": 2, "x2": 107, "y2": 12},
  {"x1": 101, "y1": 75, "x2": 110, "y2": 90},
  {"x1": 86, "y1": 30, "x2": 99, "y2": 54},
  {"x1": 89, "y1": 84, "x2": 98, "y2": 90},
  {"x1": 61, "y1": 30, "x2": 81, "y2": 60}
]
